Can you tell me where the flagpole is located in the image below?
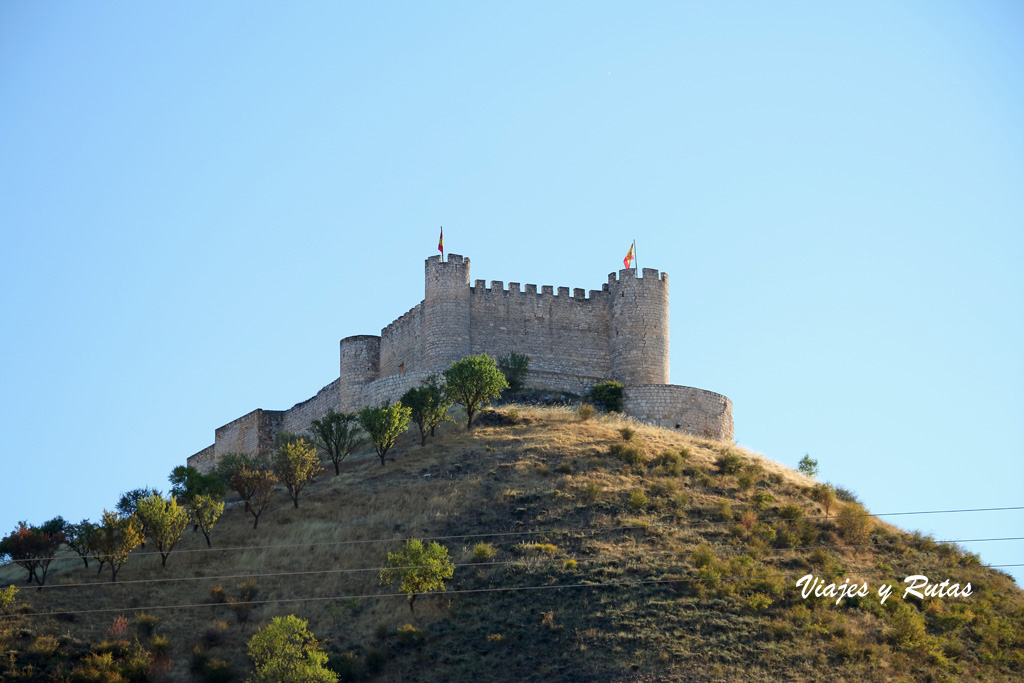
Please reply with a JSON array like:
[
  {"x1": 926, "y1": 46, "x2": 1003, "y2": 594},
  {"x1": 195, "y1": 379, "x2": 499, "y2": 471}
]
[{"x1": 634, "y1": 240, "x2": 637, "y2": 275}]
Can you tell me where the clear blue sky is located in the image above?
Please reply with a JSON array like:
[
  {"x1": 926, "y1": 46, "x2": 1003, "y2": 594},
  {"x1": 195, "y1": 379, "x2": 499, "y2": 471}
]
[{"x1": 2, "y1": 2, "x2": 1021, "y2": 584}]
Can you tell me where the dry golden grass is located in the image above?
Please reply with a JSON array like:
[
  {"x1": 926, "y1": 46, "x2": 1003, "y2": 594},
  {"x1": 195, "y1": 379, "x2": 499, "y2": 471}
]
[{"x1": 2, "y1": 404, "x2": 1021, "y2": 682}]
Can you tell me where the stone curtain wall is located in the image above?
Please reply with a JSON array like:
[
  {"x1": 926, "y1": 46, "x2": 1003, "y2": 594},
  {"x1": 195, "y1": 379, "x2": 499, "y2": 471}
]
[
  {"x1": 281, "y1": 378, "x2": 342, "y2": 434},
  {"x1": 623, "y1": 385, "x2": 734, "y2": 441},
  {"x1": 469, "y1": 282, "x2": 612, "y2": 377},
  {"x1": 379, "y1": 302, "x2": 425, "y2": 378},
  {"x1": 187, "y1": 445, "x2": 216, "y2": 473}
]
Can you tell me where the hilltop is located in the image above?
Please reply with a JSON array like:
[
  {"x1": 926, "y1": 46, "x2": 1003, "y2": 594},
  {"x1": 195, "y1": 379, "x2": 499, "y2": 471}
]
[{"x1": 2, "y1": 405, "x2": 1022, "y2": 682}]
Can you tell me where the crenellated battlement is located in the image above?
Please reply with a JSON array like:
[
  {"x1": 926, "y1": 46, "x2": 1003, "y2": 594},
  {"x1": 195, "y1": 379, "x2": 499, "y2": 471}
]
[
  {"x1": 470, "y1": 278, "x2": 611, "y2": 302},
  {"x1": 187, "y1": 251, "x2": 732, "y2": 473}
]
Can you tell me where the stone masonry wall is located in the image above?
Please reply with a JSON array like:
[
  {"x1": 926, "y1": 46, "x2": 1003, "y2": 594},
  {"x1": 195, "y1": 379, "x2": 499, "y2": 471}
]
[
  {"x1": 379, "y1": 302, "x2": 425, "y2": 378},
  {"x1": 212, "y1": 409, "x2": 284, "y2": 461},
  {"x1": 623, "y1": 385, "x2": 734, "y2": 441},
  {"x1": 282, "y1": 378, "x2": 341, "y2": 434},
  {"x1": 469, "y1": 282, "x2": 612, "y2": 377}
]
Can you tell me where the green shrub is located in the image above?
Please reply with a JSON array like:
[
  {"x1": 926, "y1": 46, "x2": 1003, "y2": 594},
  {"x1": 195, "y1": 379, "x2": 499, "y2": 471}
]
[
  {"x1": 136, "y1": 612, "x2": 159, "y2": 638},
  {"x1": 628, "y1": 488, "x2": 648, "y2": 511},
  {"x1": 588, "y1": 380, "x2": 624, "y2": 412},
  {"x1": 0, "y1": 584, "x2": 17, "y2": 614},
  {"x1": 834, "y1": 486, "x2": 860, "y2": 503},
  {"x1": 576, "y1": 404, "x2": 596, "y2": 421},
  {"x1": 396, "y1": 623, "x2": 424, "y2": 646},
  {"x1": 715, "y1": 451, "x2": 744, "y2": 475},
  {"x1": 610, "y1": 442, "x2": 644, "y2": 467},
  {"x1": 715, "y1": 501, "x2": 733, "y2": 521},
  {"x1": 472, "y1": 543, "x2": 496, "y2": 562},
  {"x1": 563, "y1": 559, "x2": 578, "y2": 570},
  {"x1": 555, "y1": 460, "x2": 573, "y2": 474},
  {"x1": 746, "y1": 593, "x2": 773, "y2": 612},
  {"x1": 691, "y1": 545, "x2": 716, "y2": 568},
  {"x1": 619, "y1": 426, "x2": 636, "y2": 441},
  {"x1": 517, "y1": 542, "x2": 558, "y2": 556},
  {"x1": 582, "y1": 481, "x2": 602, "y2": 502},
  {"x1": 365, "y1": 648, "x2": 388, "y2": 674},
  {"x1": 654, "y1": 450, "x2": 683, "y2": 476},
  {"x1": 737, "y1": 474, "x2": 754, "y2": 491},
  {"x1": 837, "y1": 503, "x2": 872, "y2": 544},
  {"x1": 777, "y1": 504, "x2": 804, "y2": 520},
  {"x1": 752, "y1": 491, "x2": 775, "y2": 510}
]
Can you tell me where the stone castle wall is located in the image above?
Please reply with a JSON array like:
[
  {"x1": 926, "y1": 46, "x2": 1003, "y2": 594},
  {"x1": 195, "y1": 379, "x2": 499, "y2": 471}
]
[
  {"x1": 623, "y1": 385, "x2": 734, "y2": 439},
  {"x1": 188, "y1": 253, "x2": 733, "y2": 473}
]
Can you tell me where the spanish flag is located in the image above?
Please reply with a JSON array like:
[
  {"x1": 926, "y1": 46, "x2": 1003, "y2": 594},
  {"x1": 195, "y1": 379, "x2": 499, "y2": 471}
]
[
  {"x1": 623, "y1": 241, "x2": 635, "y2": 269},
  {"x1": 438, "y1": 227, "x2": 444, "y2": 260}
]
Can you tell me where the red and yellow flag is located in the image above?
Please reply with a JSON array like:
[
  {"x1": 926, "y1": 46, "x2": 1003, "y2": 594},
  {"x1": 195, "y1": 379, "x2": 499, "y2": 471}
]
[
  {"x1": 438, "y1": 227, "x2": 444, "y2": 258},
  {"x1": 623, "y1": 241, "x2": 635, "y2": 269}
]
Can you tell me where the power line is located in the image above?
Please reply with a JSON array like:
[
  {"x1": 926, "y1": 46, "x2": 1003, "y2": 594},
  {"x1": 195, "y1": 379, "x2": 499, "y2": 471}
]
[
  {"x1": 7, "y1": 562, "x2": 1021, "y2": 620},
  {"x1": 27, "y1": 504, "x2": 1024, "y2": 564},
  {"x1": 23, "y1": 536, "x2": 1024, "y2": 592}
]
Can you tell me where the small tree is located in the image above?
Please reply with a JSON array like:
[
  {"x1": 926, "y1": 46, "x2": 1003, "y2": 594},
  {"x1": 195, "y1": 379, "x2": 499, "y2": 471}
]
[
  {"x1": 218, "y1": 454, "x2": 268, "y2": 511},
  {"x1": 91, "y1": 510, "x2": 144, "y2": 583},
  {"x1": 588, "y1": 380, "x2": 624, "y2": 412},
  {"x1": 797, "y1": 454, "x2": 819, "y2": 478},
  {"x1": 136, "y1": 493, "x2": 190, "y2": 568},
  {"x1": 401, "y1": 376, "x2": 454, "y2": 446},
  {"x1": 0, "y1": 584, "x2": 17, "y2": 615},
  {"x1": 231, "y1": 464, "x2": 278, "y2": 530},
  {"x1": 309, "y1": 409, "x2": 364, "y2": 476},
  {"x1": 443, "y1": 354, "x2": 509, "y2": 429},
  {"x1": 359, "y1": 402, "x2": 412, "y2": 466},
  {"x1": 247, "y1": 615, "x2": 338, "y2": 683},
  {"x1": 0, "y1": 520, "x2": 65, "y2": 586},
  {"x1": 379, "y1": 539, "x2": 455, "y2": 614},
  {"x1": 810, "y1": 483, "x2": 836, "y2": 520},
  {"x1": 116, "y1": 487, "x2": 160, "y2": 544},
  {"x1": 497, "y1": 351, "x2": 530, "y2": 393},
  {"x1": 63, "y1": 519, "x2": 98, "y2": 569},
  {"x1": 274, "y1": 439, "x2": 322, "y2": 509},
  {"x1": 169, "y1": 465, "x2": 227, "y2": 504},
  {"x1": 190, "y1": 494, "x2": 225, "y2": 548}
]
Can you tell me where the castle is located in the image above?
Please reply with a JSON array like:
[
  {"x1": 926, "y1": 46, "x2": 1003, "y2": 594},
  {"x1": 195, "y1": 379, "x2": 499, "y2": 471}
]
[{"x1": 187, "y1": 254, "x2": 733, "y2": 472}]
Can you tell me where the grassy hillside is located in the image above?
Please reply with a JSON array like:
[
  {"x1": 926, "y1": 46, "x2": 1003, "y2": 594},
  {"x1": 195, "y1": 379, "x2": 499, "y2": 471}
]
[{"x1": 2, "y1": 405, "x2": 1021, "y2": 682}]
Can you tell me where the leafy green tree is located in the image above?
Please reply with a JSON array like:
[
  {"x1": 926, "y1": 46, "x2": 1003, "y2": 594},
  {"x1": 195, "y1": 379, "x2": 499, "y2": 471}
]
[
  {"x1": 136, "y1": 493, "x2": 190, "y2": 568},
  {"x1": 218, "y1": 454, "x2": 269, "y2": 512},
  {"x1": 116, "y1": 487, "x2": 160, "y2": 544},
  {"x1": 190, "y1": 493, "x2": 225, "y2": 547},
  {"x1": 497, "y1": 350, "x2": 531, "y2": 393},
  {"x1": 246, "y1": 615, "x2": 338, "y2": 683},
  {"x1": 274, "y1": 439, "x2": 322, "y2": 508},
  {"x1": 359, "y1": 402, "x2": 412, "y2": 466},
  {"x1": 810, "y1": 483, "x2": 836, "y2": 520},
  {"x1": 228, "y1": 462, "x2": 278, "y2": 530},
  {"x1": 309, "y1": 409, "x2": 364, "y2": 475},
  {"x1": 116, "y1": 487, "x2": 160, "y2": 516},
  {"x1": 379, "y1": 539, "x2": 455, "y2": 613},
  {"x1": 62, "y1": 519, "x2": 98, "y2": 569},
  {"x1": 91, "y1": 510, "x2": 144, "y2": 583},
  {"x1": 169, "y1": 465, "x2": 227, "y2": 503},
  {"x1": 588, "y1": 380, "x2": 624, "y2": 412},
  {"x1": 0, "y1": 520, "x2": 65, "y2": 586},
  {"x1": 443, "y1": 354, "x2": 509, "y2": 429},
  {"x1": 401, "y1": 376, "x2": 454, "y2": 446},
  {"x1": 798, "y1": 454, "x2": 819, "y2": 478}
]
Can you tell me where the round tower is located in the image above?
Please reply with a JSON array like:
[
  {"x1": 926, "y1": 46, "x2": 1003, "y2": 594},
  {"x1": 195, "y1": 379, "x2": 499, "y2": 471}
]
[
  {"x1": 422, "y1": 254, "x2": 472, "y2": 372},
  {"x1": 339, "y1": 335, "x2": 380, "y2": 411},
  {"x1": 609, "y1": 267, "x2": 670, "y2": 385}
]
